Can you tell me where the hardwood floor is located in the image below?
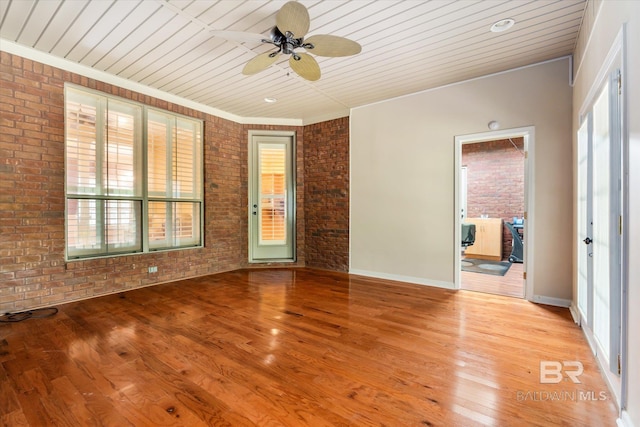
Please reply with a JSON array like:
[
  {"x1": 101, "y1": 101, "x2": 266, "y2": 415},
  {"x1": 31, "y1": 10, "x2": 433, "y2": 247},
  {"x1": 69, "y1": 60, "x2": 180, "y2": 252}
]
[
  {"x1": 0, "y1": 268, "x2": 617, "y2": 426},
  {"x1": 461, "y1": 259, "x2": 525, "y2": 298}
]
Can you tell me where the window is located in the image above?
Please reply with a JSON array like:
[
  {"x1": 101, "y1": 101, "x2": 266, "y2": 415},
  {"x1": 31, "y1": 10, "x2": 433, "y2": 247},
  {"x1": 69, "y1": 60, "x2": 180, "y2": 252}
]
[
  {"x1": 258, "y1": 144, "x2": 287, "y2": 244},
  {"x1": 65, "y1": 86, "x2": 203, "y2": 259},
  {"x1": 147, "y1": 110, "x2": 202, "y2": 250}
]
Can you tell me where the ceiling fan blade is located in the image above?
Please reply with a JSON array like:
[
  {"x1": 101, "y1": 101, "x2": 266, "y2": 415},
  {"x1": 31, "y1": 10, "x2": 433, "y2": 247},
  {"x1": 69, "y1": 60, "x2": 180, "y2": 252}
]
[
  {"x1": 304, "y1": 35, "x2": 362, "y2": 57},
  {"x1": 276, "y1": 1, "x2": 310, "y2": 38},
  {"x1": 243, "y1": 51, "x2": 280, "y2": 75},
  {"x1": 289, "y1": 53, "x2": 320, "y2": 81},
  {"x1": 210, "y1": 30, "x2": 265, "y2": 44}
]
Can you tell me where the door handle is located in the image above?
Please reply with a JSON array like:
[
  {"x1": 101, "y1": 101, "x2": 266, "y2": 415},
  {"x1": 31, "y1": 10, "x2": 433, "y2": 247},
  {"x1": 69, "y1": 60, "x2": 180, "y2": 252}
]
[{"x1": 583, "y1": 237, "x2": 592, "y2": 244}]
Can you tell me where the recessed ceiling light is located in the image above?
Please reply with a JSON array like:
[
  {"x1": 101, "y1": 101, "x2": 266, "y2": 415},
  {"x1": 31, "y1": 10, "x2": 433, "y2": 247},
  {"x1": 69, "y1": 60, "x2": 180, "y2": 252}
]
[
  {"x1": 264, "y1": 97, "x2": 277, "y2": 103},
  {"x1": 490, "y1": 18, "x2": 515, "y2": 33}
]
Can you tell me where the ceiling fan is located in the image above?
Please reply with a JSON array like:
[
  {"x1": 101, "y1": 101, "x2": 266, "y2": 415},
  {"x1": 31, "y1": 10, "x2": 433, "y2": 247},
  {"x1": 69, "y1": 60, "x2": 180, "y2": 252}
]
[{"x1": 215, "y1": 1, "x2": 361, "y2": 81}]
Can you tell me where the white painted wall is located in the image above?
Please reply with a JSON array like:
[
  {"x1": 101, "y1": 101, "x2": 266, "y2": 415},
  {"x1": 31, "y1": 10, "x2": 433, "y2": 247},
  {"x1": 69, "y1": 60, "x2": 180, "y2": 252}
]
[
  {"x1": 572, "y1": 2, "x2": 640, "y2": 425},
  {"x1": 350, "y1": 58, "x2": 573, "y2": 300}
]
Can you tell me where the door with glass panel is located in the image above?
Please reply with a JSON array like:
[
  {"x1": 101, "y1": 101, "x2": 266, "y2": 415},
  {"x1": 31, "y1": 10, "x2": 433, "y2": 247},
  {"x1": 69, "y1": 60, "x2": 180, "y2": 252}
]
[
  {"x1": 249, "y1": 134, "x2": 295, "y2": 261},
  {"x1": 577, "y1": 67, "x2": 622, "y2": 383},
  {"x1": 577, "y1": 116, "x2": 593, "y2": 327}
]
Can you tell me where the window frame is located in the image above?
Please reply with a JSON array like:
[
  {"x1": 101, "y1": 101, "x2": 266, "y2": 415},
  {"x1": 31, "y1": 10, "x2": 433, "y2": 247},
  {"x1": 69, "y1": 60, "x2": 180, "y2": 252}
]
[{"x1": 64, "y1": 84, "x2": 204, "y2": 261}]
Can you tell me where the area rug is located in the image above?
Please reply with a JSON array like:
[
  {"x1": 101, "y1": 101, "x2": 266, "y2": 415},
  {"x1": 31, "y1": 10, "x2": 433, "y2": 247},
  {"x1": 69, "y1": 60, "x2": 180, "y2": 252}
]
[{"x1": 461, "y1": 258, "x2": 511, "y2": 276}]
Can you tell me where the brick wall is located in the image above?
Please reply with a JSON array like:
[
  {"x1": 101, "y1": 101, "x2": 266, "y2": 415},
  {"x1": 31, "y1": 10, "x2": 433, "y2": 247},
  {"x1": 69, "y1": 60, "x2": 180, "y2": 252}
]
[
  {"x1": 462, "y1": 138, "x2": 525, "y2": 260},
  {"x1": 303, "y1": 117, "x2": 349, "y2": 272},
  {"x1": 0, "y1": 52, "x2": 311, "y2": 314}
]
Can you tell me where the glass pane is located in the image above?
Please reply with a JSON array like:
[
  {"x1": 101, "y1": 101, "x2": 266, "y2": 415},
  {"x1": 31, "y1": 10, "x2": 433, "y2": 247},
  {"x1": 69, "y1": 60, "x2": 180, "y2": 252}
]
[
  {"x1": 260, "y1": 197, "x2": 286, "y2": 243},
  {"x1": 67, "y1": 199, "x2": 142, "y2": 257},
  {"x1": 592, "y1": 83, "x2": 610, "y2": 361},
  {"x1": 105, "y1": 200, "x2": 141, "y2": 253},
  {"x1": 106, "y1": 101, "x2": 141, "y2": 196},
  {"x1": 259, "y1": 145, "x2": 286, "y2": 245},
  {"x1": 147, "y1": 113, "x2": 201, "y2": 200},
  {"x1": 66, "y1": 92, "x2": 99, "y2": 195},
  {"x1": 148, "y1": 111, "x2": 169, "y2": 197},
  {"x1": 577, "y1": 119, "x2": 589, "y2": 319},
  {"x1": 175, "y1": 201, "x2": 200, "y2": 246},
  {"x1": 148, "y1": 201, "x2": 200, "y2": 249},
  {"x1": 175, "y1": 118, "x2": 201, "y2": 199},
  {"x1": 148, "y1": 201, "x2": 168, "y2": 249},
  {"x1": 67, "y1": 198, "x2": 101, "y2": 257}
]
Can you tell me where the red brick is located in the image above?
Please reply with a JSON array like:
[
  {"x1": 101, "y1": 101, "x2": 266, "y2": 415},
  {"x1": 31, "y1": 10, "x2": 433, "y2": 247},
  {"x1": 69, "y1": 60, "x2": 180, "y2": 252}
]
[
  {"x1": 303, "y1": 117, "x2": 349, "y2": 272},
  {"x1": 462, "y1": 138, "x2": 525, "y2": 259},
  {"x1": 0, "y1": 51, "x2": 327, "y2": 312}
]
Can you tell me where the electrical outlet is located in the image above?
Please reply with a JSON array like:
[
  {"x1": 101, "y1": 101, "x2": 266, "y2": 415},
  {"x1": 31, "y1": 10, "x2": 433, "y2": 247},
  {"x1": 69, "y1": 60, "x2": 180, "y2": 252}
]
[{"x1": 148, "y1": 266, "x2": 158, "y2": 273}]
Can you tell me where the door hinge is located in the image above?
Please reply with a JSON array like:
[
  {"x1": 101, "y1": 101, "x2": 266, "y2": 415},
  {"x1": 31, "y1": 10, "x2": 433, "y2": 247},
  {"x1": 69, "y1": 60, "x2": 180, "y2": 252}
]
[
  {"x1": 617, "y1": 72, "x2": 622, "y2": 95},
  {"x1": 523, "y1": 212, "x2": 527, "y2": 220},
  {"x1": 618, "y1": 354, "x2": 621, "y2": 375},
  {"x1": 619, "y1": 215, "x2": 623, "y2": 235},
  {"x1": 523, "y1": 272, "x2": 527, "y2": 280},
  {"x1": 524, "y1": 151, "x2": 528, "y2": 159}
]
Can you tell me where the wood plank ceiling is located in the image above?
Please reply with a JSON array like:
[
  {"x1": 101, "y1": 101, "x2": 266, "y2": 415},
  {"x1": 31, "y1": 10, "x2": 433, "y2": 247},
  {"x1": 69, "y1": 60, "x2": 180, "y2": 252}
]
[{"x1": 0, "y1": 0, "x2": 586, "y2": 123}]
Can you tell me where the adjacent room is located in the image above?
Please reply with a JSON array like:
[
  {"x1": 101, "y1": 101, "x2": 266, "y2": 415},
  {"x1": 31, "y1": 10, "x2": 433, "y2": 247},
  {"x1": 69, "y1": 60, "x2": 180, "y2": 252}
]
[
  {"x1": 1, "y1": 1, "x2": 638, "y2": 426},
  {"x1": 460, "y1": 137, "x2": 526, "y2": 298}
]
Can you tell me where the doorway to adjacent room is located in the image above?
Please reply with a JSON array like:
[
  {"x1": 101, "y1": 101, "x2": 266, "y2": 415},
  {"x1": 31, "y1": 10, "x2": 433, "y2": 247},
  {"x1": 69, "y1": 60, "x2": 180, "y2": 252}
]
[{"x1": 455, "y1": 127, "x2": 533, "y2": 299}]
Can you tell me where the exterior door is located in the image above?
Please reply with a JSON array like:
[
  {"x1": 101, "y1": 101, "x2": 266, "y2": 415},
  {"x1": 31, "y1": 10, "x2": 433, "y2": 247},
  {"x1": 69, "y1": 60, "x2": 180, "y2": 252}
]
[
  {"x1": 249, "y1": 133, "x2": 295, "y2": 262},
  {"x1": 577, "y1": 67, "x2": 622, "y2": 384},
  {"x1": 577, "y1": 116, "x2": 593, "y2": 326}
]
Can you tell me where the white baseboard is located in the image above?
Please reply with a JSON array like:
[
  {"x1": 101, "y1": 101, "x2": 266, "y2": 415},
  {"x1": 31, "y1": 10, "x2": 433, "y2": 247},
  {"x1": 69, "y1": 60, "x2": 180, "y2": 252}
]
[
  {"x1": 348, "y1": 269, "x2": 455, "y2": 290},
  {"x1": 531, "y1": 294, "x2": 572, "y2": 307},
  {"x1": 618, "y1": 411, "x2": 636, "y2": 427},
  {"x1": 569, "y1": 303, "x2": 581, "y2": 324},
  {"x1": 581, "y1": 323, "x2": 622, "y2": 407}
]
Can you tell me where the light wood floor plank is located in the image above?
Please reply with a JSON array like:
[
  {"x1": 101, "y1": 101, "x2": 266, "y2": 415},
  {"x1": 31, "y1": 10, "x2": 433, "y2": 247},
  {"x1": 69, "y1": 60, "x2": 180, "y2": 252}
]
[
  {"x1": 461, "y1": 259, "x2": 525, "y2": 298},
  {"x1": 0, "y1": 268, "x2": 617, "y2": 426}
]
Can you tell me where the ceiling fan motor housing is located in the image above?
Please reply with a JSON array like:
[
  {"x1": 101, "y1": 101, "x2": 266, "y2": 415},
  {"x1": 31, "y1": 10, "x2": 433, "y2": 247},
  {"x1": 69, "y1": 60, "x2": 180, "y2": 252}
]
[{"x1": 269, "y1": 26, "x2": 311, "y2": 56}]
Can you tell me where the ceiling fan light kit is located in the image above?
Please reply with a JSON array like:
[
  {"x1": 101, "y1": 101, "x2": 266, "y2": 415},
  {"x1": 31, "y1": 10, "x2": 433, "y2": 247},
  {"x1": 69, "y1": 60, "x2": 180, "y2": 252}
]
[{"x1": 239, "y1": 1, "x2": 361, "y2": 81}]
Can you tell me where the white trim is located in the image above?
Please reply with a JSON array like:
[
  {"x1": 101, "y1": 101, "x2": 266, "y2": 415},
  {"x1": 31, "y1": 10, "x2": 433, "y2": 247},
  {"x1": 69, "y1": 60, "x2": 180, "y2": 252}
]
[
  {"x1": 582, "y1": 323, "x2": 623, "y2": 408},
  {"x1": 577, "y1": 28, "x2": 623, "y2": 118},
  {"x1": 620, "y1": 21, "x2": 630, "y2": 421},
  {"x1": 454, "y1": 126, "x2": 534, "y2": 302},
  {"x1": 530, "y1": 295, "x2": 572, "y2": 308},
  {"x1": 348, "y1": 111, "x2": 354, "y2": 273},
  {"x1": 569, "y1": 304, "x2": 581, "y2": 324},
  {"x1": 349, "y1": 269, "x2": 455, "y2": 290},
  {"x1": 1, "y1": 39, "x2": 303, "y2": 127},
  {"x1": 618, "y1": 411, "x2": 636, "y2": 427},
  {"x1": 241, "y1": 117, "x2": 303, "y2": 126}
]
